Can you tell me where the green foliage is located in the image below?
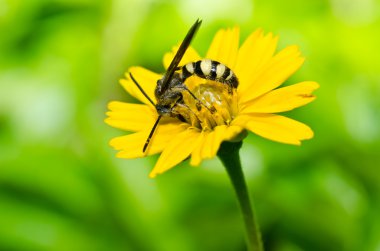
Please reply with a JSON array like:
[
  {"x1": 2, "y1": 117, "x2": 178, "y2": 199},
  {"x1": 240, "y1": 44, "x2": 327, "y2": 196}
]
[{"x1": 1, "y1": 0, "x2": 379, "y2": 250}]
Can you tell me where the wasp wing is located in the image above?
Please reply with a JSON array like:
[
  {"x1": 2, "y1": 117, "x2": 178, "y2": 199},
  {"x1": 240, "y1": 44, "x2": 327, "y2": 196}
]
[{"x1": 161, "y1": 19, "x2": 202, "y2": 92}]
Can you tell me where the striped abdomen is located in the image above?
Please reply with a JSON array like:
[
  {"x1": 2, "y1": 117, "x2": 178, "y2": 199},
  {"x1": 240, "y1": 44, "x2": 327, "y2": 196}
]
[{"x1": 181, "y1": 59, "x2": 238, "y2": 90}]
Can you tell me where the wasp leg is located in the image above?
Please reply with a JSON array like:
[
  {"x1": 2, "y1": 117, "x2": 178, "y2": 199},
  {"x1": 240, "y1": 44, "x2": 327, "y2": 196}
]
[
  {"x1": 227, "y1": 85, "x2": 233, "y2": 94},
  {"x1": 227, "y1": 81, "x2": 238, "y2": 94},
  {"x1": 174, "y1": 102, "x2": 201, "y2": 123},
  {"x1": 182, "y1": 86, "x2": 216, "y2": 114}
]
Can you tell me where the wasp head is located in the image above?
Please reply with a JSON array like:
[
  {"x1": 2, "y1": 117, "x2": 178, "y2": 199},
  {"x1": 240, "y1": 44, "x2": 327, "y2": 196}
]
[{"x1": 156, "y1": 104, "x2": 172, "y2": 116}]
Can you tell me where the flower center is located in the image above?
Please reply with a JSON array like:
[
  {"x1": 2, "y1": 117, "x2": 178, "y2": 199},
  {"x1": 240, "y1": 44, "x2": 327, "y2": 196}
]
[{"x1": 175, "y1": 79, "x2": 238, "y2": 131}]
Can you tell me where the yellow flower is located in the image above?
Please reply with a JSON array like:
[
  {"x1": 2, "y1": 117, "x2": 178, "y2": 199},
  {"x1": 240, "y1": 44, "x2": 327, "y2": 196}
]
[{"x1": 105, "y1": 27, "x2": 319, "y2": 178}]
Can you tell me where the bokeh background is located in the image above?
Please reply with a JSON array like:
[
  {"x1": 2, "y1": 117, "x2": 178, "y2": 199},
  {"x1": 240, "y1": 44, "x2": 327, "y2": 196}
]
[{"x1": 1, "y1": 0, "x2": 379, "y2": 250}]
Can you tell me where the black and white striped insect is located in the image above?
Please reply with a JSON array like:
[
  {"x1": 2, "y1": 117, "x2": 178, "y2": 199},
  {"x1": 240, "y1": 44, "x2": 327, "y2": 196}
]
[
  {"x1": 129, "y1": 19, "x2": 239, "y2": 152},
  {"x1": 181, "y1": 59, "x2": 238, "y2": 92}
]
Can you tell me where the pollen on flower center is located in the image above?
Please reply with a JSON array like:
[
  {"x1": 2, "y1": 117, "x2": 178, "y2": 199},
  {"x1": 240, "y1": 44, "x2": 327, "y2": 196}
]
[{"x1": 176, "y1": 81, "x2": 238, "y2": 131}]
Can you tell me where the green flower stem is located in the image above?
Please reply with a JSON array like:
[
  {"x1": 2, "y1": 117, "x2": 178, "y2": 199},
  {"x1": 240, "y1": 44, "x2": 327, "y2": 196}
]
[{"x1": 217, "y1": 141, "x2": 263, "y2": 251}]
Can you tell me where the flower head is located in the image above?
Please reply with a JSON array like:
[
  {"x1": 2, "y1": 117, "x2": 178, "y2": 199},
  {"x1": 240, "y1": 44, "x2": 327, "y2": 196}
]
[{"x1": 105, "y1": 27, "x2": 319, "y2": 177}]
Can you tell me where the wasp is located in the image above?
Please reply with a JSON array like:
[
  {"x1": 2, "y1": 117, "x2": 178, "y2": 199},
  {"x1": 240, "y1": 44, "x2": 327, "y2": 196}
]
[{"x1": 129, "y1": 19, "x2": 239, "y2": 152}]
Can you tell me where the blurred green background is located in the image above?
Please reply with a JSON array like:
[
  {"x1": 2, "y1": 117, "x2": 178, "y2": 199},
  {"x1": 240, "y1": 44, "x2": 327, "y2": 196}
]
[{"x1": 1, "y1": 0, "x2": 379, "y2": 250}]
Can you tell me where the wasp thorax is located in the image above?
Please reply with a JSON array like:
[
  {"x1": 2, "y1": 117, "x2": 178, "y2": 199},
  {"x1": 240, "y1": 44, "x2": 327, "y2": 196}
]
[{"x1": 177, "y1": 81, "x2": 238, "y2": 131}]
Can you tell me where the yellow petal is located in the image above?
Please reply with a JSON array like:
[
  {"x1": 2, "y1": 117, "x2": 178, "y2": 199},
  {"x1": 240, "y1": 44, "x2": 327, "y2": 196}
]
[
  {"x1": 105, "y1": 101, "x2": 156, "y2": 132},
  {"x1": 111, "y1": 123, "x2": 189, "y2": 158},
  {"x1": 120, "y1": 67, "x2": 159, "y2": 107},
  {"x1": 233, "y1": 114, "x2": 313, "y2": 145},
  {"x1": 163, "y1": 46, "x2": 201, "y2": 69},
  {"x1": 206, "y1": 27, "x2": 240, "y2": 68},
  {"x1": 239, "y1": 45, "x2": 305, "y2": 103},
  {"x1": 241, "y1": 81, "x2": 319, "y2": 114},
  {"x1": 190, "y1": 125, "x2": 243, "y2": 166},
  {"x1": 235, "y1": 30, "x2": 278, "y2": 93},
  {"x1": 188, "y1": 131, "x2": 205, "y2": 166},
  {"x1": 149, "y1": 128, "x2": 201, "y2": 177}
]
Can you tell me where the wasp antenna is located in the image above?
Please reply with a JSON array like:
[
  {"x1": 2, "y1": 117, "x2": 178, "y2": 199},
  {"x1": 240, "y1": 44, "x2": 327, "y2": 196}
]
[
  {"x1": 129, "y1": 72, "x2": 156, "y2": 106},
  {"x1": 143, "y1": 115, "x2": 162, "y2": 153}
]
